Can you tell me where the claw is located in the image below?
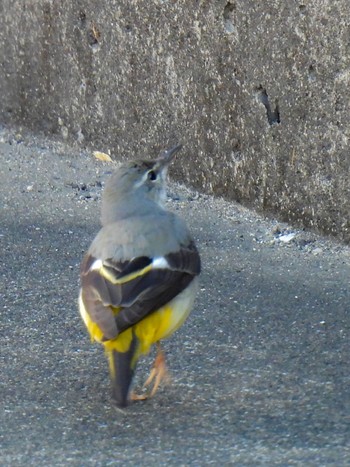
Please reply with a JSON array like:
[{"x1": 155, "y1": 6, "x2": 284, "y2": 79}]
[{"x1": 130, "y1": 391, "x2": 148, "y2": 402}]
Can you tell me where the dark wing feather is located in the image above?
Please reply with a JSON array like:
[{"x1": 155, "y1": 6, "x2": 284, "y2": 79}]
[
  {"x1": 114, "y1": 256, "x2": 152, "y2": 280},
  {"x1": 114, "y1": 269, "x2": 194, "y2": 333},
  {"x1": 80, "y1": 244, "x2": 200, "y2": 340},
  {"x1": 166, "y1": 241, "x2": 201, "y2": 274}
]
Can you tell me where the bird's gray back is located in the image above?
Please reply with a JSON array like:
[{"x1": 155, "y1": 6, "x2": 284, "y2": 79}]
[{"x1": 89, "y1": 211, "x2": 192, "y2": 261}]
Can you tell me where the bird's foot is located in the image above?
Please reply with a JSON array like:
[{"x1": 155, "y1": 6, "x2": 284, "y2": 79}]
[
  {"x1": 130, "y1": 391, "x2": 148, "y2": 402},
  {"x1": 131, "y1": 344, "x2": 171, "y2": 402},
  {"x1": 143, "y1": 345, "x2": 171, "y2": 397}
]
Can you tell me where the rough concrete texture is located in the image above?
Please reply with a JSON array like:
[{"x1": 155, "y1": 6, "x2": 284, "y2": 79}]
[
  {"x1": 1, "y1": 126, "x2": 350, "y2": 465},
  {"x1": 1, "y1": 1, "x2": 350, "y2": 241}
]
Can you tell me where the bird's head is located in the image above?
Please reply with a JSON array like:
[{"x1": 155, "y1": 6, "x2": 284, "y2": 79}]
[{"x1": 101, "y1": 144, "x2": 182, "y2": 223}]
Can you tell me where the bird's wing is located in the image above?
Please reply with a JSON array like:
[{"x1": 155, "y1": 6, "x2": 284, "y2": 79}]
[{"x1": 80, "y1": 242, "x2": 200, "y2": 340}]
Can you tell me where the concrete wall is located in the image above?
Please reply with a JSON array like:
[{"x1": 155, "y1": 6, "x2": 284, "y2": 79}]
[{"x1": 1, "y1": 1, "x2": 350, "y2": 241}]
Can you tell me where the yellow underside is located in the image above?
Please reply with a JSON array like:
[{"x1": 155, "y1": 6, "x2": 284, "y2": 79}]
[{"x1": 78, "y1": 281, "x2": 197, "y2": 358}]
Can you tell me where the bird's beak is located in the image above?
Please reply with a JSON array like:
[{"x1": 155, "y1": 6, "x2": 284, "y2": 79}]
[{"x1": 156, "y1": 144, "x2": 183, "y2": 169}]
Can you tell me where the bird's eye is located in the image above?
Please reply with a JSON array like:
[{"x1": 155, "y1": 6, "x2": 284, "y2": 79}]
[{"x1": 147, "y1": 170, "x2": 157, "y2": 181}]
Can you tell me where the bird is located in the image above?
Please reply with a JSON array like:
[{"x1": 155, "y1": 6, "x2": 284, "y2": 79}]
[{"x1": 78, "y1": 144, "x2": 201, "y2": 407}]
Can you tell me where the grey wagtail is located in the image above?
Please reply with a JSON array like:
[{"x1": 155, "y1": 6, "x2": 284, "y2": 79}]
[{"x1": 79, "y1": 144, "x2": 201, "y2": 407}]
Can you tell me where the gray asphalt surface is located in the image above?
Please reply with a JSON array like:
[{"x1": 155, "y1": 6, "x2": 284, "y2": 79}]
[{"x1": 1, "y1": 126, "x2": 350, "y2": 466}]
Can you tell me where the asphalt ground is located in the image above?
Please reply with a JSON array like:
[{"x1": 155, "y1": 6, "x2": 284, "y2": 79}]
[{"x1": 1, "y1": 126, "x2": 349, "y2": 466}]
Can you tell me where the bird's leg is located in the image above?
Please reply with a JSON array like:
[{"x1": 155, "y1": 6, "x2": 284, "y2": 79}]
[
  {"x1": 130, "y1": 343, "x2": 170, "y2": 402},
  {"x1": 143, "y1": 342, "x2": 170, "y2": 397}
]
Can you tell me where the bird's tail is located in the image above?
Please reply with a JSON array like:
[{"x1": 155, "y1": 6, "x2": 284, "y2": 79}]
[{"x1": 105, "y1": 333, "x2": 139, "y2": 407}]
